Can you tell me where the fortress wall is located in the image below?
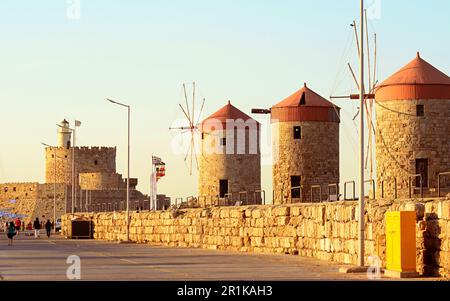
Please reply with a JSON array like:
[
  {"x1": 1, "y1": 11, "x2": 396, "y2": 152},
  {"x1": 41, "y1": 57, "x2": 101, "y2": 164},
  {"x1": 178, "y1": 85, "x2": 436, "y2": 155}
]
[
  {"x1": 62, "y1": 197, "x2": 450, "y2": 278},
  {"x1": 0, "y1": 182, "x2": 39, "y2": 201},
  {"x1": 0, "y1": 183, "x2": 67, "y2": 223},
  {"x1": 45, "y1": 147, "x2": 117, "y2": 184},
  {"x1": 79, "y1": 172, "x2": 125, "y2": 190},
  {"x1": 1, "y1": 182, "x2": 147, "y2": 224}
]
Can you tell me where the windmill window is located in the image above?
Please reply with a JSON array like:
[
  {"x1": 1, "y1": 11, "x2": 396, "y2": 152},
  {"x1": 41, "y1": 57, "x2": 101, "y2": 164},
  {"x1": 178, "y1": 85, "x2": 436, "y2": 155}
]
[
  {"x1": 51, "y1": 154, "x2": 55, "y2": 158},
  {"x1": 201, "y1": 133, "x2": 204, "y2": 140},
  {"x1": 13, "y1": 187, "x2": 16, "y2": 192},
  {"x1": 300, "y1": 92, "x2": 306, "y2": 105},
  {"x1": 291, "y1": 176, "x2": 301, "y2": 198},
  {"x1": 293, "y1": 126, "x2": 302, "y2": 139},
  {"x1": 416, "y1": 105, "x2": 424, "y2": 117},
  {"x1": 94, "y1": 160, "x2": 98, "y2": 165}
]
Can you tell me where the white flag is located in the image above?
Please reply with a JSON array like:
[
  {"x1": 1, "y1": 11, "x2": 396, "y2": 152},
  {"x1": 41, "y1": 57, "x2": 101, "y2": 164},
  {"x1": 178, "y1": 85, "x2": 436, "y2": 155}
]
[
  {"x1": 152, "y1": 156, "x2": 162, "y2": 165},
  {"x1": 75, "y1": 120, "x2": 82, "y2": 127}
]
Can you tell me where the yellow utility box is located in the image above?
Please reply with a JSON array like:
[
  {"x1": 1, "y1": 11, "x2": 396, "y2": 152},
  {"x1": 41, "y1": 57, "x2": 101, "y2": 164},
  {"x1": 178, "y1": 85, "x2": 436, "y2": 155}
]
[{"x1": 385, "y1": 211, "x2": 418, "y2": 278}]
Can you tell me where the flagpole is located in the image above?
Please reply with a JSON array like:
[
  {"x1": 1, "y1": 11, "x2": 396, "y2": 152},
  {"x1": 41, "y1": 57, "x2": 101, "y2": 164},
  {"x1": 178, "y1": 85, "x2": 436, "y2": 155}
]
[
  {"x1": 151, "y1": 155, "x2": 153, "y2": 211},
  {"x1": 358, "y1": 0, "x2": 366, "y2": 267},
  {"x1": 72, "y1": 126, "x2": 76, "y2": 214}
]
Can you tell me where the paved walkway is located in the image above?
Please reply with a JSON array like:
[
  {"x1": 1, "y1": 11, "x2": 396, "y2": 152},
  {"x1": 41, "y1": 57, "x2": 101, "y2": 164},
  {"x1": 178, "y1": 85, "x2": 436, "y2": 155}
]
[{"x1": 0, "y1": 234, "x2": 426, "y2": 281}]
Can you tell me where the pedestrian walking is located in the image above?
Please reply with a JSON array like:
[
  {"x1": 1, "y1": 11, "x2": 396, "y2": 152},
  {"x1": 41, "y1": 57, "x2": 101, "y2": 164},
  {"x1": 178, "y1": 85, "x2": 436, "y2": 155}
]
[
  {"x1": 7, "y1": 221, "x2": 17, "y2": 246},
  {"x1": 14, "y1": 218, "x2": 21, "y2": 236},
  {"x1": 33, "y1": 217, "x2": 41, "y2": 238},
  {"x1": 45, "y1": 219, "x2": 52, "y2": 238}
]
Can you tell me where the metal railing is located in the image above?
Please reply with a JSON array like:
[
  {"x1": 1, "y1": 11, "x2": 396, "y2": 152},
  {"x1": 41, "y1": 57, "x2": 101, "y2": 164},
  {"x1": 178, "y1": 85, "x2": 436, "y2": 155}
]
[
  {"x1": 408, "y1": 174, "x2": 424, "y2": 199},
  {"x1": 344, "y1": 181, "x2": 356, "y2": 200},
  {"x1": 254, "y1": 190, "x2": 266, "y2": 205},
  {"x1": 212, "y1": 196, "x2": 220, "y2": 207},
  {"x1": 224, "y1": 193, "x2": 233, "y2": 206},
  {"x1": 438, "y1": 172, "x2": 450, "y2": 197},
  {"x1": 290, "y1": 186, "x2": 303, "y2": 203},
  {"x1": 198, "y1": 195, "x2": 207, "y2": 207},
  {"x1": 239, "y1": 191, "x2": 248, "y2": 205},
  {"x1": 364, "y1": 179, "x2": 375, "y2": 200},
  {"x1": 380, "y1": 178, "x2": 398, "y2": 199},
  {"x1": 310, "y1": 185, "x2": 322, "y2": 202},
  {"x1": 327, "y1": 183, "x2": 339, "y2": 202},
  {"x1": 175, "y1": 197, "x2": 183, "y2": 207},
  {"x1": 79, "y1": 172, "x2": 450, "y2": 215},
  {"x1": 186, "y1": 196, "x2": 198, "y2": 208}
]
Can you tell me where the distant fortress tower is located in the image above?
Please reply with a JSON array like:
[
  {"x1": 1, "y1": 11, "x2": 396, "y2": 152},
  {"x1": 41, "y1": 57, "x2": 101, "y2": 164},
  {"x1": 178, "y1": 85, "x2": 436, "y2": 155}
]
[
  {"x1": 45, "y1": 119, "x2": 117, "y2": 185},
  {"x1": 375, "y1": 53, "x2": 450, "y2": 198},
  {"x1": 198, "y1": 101, "x2": 261, "y2": 204},
  {"x1": 254, "y1": 83, "x2": 340, "y2": 203}
]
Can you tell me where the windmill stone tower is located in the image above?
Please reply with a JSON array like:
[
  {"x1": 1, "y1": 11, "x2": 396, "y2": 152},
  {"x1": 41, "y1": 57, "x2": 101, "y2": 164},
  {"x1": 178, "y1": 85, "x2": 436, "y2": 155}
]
[
  {"x1": 198, "y1": 101, "x2": 261, "y2": 204},
  {"x1": 375, "y1": 53, "x2": 450, "y2": 199},
  {"x1": 254, "y1": 83, "x2": 340, "y2": 204}
]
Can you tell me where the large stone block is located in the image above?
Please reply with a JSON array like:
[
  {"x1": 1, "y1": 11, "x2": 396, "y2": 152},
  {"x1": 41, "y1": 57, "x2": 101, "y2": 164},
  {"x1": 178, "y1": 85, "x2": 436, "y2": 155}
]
[{"x1": 272, "y1": 206, "x2": 290, "y2": 217}]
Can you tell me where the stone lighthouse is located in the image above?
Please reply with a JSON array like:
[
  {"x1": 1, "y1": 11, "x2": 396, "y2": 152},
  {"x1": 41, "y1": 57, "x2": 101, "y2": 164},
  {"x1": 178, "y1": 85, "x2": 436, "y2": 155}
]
[
  {"x1": 57, "y1": 119, "x2": 72, "y2": 149},
  {"x1": 255, "y1": 83, "x2": 340, "y2": 203},
  {"x1": 198, "y1": 101, "x2": 261, "y2": 204},
  {"x1": 375, "y1": 53, "x2": 450, "y2": 199}
]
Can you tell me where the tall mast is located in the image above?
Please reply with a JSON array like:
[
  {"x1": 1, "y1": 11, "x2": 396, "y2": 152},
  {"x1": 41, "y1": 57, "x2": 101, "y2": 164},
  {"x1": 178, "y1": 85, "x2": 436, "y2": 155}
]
[{"x1": 358, "y1": 0, "x2": 365, "y2": 268}]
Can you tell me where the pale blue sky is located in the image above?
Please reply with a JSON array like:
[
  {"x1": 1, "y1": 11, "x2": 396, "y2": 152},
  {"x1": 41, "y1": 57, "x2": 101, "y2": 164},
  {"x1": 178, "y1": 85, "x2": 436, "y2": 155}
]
[{"x1": 0, "y1": 0, "x2": 449, "y2": 199}]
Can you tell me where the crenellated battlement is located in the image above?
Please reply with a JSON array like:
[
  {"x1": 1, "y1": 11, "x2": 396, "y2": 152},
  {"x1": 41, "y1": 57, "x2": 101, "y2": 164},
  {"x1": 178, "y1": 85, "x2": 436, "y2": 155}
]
[
  {"x1": 0, "y1": 182, "x2": 39, "y2": 186},
  {"x1": 45, "y1": 146, "x2": 116, "y2": 152},
  {"x1": 76, "y1": 146, "x2": 116, "y2": 151},
  {"x1": 45, "y1": 145, "x2": 117, "y2": 184}
]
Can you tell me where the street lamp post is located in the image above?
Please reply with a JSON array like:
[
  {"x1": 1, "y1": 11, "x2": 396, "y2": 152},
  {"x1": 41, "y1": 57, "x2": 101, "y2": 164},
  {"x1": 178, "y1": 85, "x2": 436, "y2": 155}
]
[
  {"x1": 107, "y1": 98, "x2": 131, "y2": 242},
  {"x1": 42, "y1": 142, "x2": 57, "y2": 233}
]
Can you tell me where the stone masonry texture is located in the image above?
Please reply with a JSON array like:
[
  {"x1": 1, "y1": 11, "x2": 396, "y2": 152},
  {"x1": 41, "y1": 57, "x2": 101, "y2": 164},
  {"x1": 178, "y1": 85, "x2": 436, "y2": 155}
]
[
  {"x1": 199, "y1": 128, "x2": 261, "y2": 204},
  {"x1": 376, "y1": 99, "x2": 450, "y2": 199},
  {"x1": 272, "y1": 121, "x2": 339, "y2": 203},
  {"x1": 63, "y1": 196, "x2": 450, "y2": 278},
  {"x1": 45, "y1": 146, "x2": 116, "y2": 184}
]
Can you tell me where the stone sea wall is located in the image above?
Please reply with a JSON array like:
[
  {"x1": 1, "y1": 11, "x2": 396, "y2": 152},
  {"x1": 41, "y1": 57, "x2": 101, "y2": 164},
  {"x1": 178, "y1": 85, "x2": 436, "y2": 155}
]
[{"x1": 62, "y1": 197, "x2": 450, "y2": 277}]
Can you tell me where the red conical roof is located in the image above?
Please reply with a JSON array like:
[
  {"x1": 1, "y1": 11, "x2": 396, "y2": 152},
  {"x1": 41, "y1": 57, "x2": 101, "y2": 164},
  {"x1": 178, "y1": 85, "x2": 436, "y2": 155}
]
[
  {"x1": 273, "y1": 83, "x2": 338, "y2": 108},
  {"x1": 376, "y1": 53, "x2": 450, "y2": 101},
  {"x1": 271, "y1": 83, "x2": 340, "y2": 123},
  {"x1": 200, "y1": 101, "x2": 259, "y2": 131}
]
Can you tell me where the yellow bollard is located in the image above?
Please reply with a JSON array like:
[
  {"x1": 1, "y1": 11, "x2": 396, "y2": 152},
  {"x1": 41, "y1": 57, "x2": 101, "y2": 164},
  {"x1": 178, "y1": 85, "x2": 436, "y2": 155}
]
[{"x1": 385, "y1": 211, "x2": 419, "y2": 278}]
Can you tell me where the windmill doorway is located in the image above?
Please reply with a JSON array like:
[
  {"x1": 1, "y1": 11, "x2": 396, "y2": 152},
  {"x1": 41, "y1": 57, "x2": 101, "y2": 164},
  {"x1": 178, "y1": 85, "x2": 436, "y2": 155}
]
[{"x1": 220, "y1": 180, "x2": 228, "y2": 198}]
